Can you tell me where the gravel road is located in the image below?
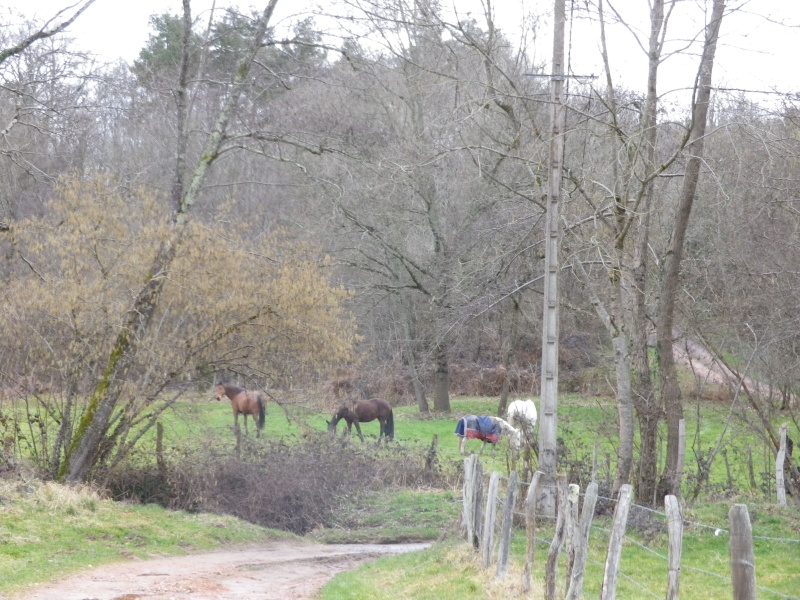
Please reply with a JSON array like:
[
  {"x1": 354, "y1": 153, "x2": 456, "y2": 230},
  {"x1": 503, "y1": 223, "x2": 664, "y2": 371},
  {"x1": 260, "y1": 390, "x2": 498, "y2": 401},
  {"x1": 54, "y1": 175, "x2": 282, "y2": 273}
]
[{"x1": 9, "y1": 541, "x2": 431, "y2": 600}]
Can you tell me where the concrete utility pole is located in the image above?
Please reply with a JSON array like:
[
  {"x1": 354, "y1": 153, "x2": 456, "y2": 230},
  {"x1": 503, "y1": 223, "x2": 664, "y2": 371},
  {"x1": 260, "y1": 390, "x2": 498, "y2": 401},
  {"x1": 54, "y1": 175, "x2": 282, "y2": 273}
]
[{"x1": 538, "y1": 0, "x2": 566, "y2": 517}]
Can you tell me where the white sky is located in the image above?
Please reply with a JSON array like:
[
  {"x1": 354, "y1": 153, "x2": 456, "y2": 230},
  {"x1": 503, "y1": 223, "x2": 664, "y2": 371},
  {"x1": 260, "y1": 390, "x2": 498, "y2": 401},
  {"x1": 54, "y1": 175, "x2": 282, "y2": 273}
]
[{"x1": 7, "y1": 0, "x2": 800, "y2": 101}]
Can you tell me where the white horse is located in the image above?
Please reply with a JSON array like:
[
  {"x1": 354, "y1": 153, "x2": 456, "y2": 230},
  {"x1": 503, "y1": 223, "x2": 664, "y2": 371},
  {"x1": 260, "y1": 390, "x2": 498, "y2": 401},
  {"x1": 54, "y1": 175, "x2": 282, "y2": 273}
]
[
  {"x1": 507, "y1": 399, "x2": 538, "y2": 471},
  {"x1": 507, "y1": 399, "x2": 538, "y2": 443}
]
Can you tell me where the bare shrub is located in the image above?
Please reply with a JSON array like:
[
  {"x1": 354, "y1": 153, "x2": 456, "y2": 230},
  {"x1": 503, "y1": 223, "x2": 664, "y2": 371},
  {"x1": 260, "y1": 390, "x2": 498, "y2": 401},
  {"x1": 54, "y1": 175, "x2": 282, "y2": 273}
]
[{"x1": 105, "y1": 434, "x2": 453, "y2": 534}]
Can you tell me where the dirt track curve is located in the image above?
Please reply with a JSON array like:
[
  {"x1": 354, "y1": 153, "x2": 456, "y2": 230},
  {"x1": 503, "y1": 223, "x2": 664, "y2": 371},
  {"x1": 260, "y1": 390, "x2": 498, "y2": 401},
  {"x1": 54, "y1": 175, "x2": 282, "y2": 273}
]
[{"x1": 9, "y1": 541, "x2": 431, "y2": 600}]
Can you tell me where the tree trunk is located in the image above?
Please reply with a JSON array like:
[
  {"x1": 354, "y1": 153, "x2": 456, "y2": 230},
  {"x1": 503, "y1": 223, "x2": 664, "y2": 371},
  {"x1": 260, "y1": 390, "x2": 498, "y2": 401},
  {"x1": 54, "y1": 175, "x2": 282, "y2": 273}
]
[
  {"x1": 63, "y1": 232, "x2": 181, "y2": 481},
  {"x1": 631, "y1": 0, "x2": 663, "y2": 506},
  {"x1": 433, "y1": 343, "x2": 450, "y2": 412},
  {"x1": 573, "y1": 257, "x2": 633, "y2": 492},
  {"x1": 611, "y1": 329, "x2": 634, "y2": 492},
  {"x1": 636, "y1": 408, "x2": 660, "y2": 506},
  {"x1": 395, "y1": 293, "x2": 429, "y2": 414},
  {"x1": 657, "y1": 0, "x2": 725, "y2": 499}
]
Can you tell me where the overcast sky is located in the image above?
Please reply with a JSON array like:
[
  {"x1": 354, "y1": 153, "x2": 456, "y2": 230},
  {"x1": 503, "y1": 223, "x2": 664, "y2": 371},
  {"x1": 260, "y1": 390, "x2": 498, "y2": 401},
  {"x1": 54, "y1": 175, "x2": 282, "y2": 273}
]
[{"x1": 8, "y1": 0, "x2": 800, "y2": 102}]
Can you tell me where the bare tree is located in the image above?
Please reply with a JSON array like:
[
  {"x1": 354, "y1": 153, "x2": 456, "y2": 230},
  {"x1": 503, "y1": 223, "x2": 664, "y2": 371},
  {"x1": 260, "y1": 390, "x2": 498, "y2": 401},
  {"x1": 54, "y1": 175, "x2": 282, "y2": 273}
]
[
  {"x1": 563, "y1": 0, "x2": 727, "y2": 504},
  {"x1": 298, "y1": 0, "x2": 549, "y2": 413},
  {"x1": 0, "y1": 1, "x2": 96, "y2": 66},
  {"x1": 60, "y1": 0, "x2": 283, "y2": 482},
  {"x1": 656, "y1": 0, "x2": 725, "y2": 499},
  {"x1": 0, "y1": 3, "x2": 97, "y2": 232}
]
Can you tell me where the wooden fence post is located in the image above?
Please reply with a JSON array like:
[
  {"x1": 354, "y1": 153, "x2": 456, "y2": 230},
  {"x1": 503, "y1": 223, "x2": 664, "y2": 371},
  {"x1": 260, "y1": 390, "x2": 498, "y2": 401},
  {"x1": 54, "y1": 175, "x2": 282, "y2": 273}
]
[
  {"x1": 729, "y1": 504, "x2": 756, "y2": 600},
  {"x1": 523, "y1": 470, "x2": 543, "y2": 593},
  {"x1": 462, "y1": 455, "x2": 475, "y2": 543},
  {"x1": 462, "y1": 455, "x2": 484, "y2": 549},
  {"x1": 601, "y1": 483, "x2": 632, "y2": 600},
  {"x1": 482, "y1": 472, "x2": 500, "y2": 568},
  {"x1": 496, "y1": 471, "x2": 518, "y2": 580},
  {"x1": 565, "y1": 483, "x2": 580, "y2": 589},
  {"x1": 665, "y1": 494, "x2": 683, "y2": 600},
  {"x1": 545, "y1": 475, "x2": 568, "y2": 600},
  {"x1": 776, "y1": 423, "x2": 787, "y2": 507},
  {"x1": 473, "y1": 459, "x2": 484, "y2": 549},
  {"x1": 566, "y1": 481, "x2": 598, "y2": 600}
]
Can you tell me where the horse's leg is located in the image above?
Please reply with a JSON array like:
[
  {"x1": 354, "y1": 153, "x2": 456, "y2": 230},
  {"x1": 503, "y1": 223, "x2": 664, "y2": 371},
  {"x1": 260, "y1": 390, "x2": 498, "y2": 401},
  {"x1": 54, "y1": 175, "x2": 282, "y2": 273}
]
[
  {"x1": 232, "y1": 407, "x2": 240, "y2": 436},
  {"x1": 459, "y1": 436, "x2": 466, "y2": 455},
  {"x1": 354, "y1": 421, "x2": 364, "y2": 442}
]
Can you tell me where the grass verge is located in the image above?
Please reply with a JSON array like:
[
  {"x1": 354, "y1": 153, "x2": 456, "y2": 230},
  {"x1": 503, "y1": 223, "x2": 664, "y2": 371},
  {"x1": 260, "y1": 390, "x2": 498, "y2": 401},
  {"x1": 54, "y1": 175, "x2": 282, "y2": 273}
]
[
  {"x1": 0, "y1": 477, "x2": 290, "y2": 594},
  {"x1": 320, "y1": 497, "x2": 800, "y2": 600}
]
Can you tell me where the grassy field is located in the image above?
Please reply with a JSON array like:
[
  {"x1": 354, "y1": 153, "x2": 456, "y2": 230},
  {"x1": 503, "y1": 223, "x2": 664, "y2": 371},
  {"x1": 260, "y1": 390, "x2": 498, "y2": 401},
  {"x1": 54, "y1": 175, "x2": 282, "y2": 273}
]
[
  {"x1": 11, "y1": 390, "x2": 783, "y2": 494},
  {"x1": 2, "y1": 393, "x2": 799, "y2": 598}
]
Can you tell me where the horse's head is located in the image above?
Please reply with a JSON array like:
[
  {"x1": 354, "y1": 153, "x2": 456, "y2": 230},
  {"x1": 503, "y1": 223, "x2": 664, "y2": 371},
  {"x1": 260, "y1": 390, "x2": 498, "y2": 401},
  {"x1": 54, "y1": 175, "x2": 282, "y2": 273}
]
[
  {"x1": 328, "y1": 405, "x2": 349, "y2": 434},
  {"x1": 495, "y1": 417, "x2": 521, "y2": 451},
  {"x1": 213, "y1": 383, "x2": 226, "y2": 401}
]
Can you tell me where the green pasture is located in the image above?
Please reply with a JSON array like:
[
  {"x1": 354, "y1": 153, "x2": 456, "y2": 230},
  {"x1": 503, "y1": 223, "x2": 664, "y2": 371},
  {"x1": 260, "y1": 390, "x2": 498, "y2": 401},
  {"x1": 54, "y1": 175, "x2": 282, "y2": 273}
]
[
  {"x1": 6, "y1": 390, "x2": 787, "y2": 495},
  {"x1": 2, "y1": 393, "x2": 799, "y2": 598},
  {"x1": 151, "y1": 393, "x2": 786, "y2": 497}
]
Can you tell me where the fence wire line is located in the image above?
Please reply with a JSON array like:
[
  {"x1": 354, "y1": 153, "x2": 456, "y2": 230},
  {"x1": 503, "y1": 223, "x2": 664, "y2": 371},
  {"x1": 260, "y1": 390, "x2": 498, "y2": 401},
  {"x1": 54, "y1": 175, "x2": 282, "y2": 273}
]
[
  {"x1": 588, "y1": 493, "x2": 800, "y2": 544},
  {"x1": 483, "y1": 481, "x2": 800, "y2": 547},
  {"x1": 479, "y1": 477, "x2": 800, "y2": 544},
  {"x1": 584, "y1": 555, "x2": 661, "y2": 598},
  {"x1": 469, "y1": 466, "x2": 800, "y2": 596},
  {"x1": 528, "y1": 530, "x2": 654, "y2": 588},
  {"x1": 504, "y1": 519, "x2": 799, "y2": 600},
  {"x1": 678, "y1": 562, "x2": 800, "y2": 600}
]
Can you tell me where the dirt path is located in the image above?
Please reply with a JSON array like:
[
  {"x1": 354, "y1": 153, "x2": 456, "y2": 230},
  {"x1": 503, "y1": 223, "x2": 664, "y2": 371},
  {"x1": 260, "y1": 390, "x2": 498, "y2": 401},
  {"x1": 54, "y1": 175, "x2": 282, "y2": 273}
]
[{"x1": 9, "y1": 541, "x2": 431, "y2": 600}]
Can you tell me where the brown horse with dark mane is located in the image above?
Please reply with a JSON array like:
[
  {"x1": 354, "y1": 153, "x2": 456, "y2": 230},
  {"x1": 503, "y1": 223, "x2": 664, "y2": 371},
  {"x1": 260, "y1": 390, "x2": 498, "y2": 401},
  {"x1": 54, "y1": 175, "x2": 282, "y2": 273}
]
[
  {"x1": 327, "y1": 398, "x2": 394, "y2": 444},
  {"x1": 214, "y1": 382, "x2": 266, "y2": 438}
]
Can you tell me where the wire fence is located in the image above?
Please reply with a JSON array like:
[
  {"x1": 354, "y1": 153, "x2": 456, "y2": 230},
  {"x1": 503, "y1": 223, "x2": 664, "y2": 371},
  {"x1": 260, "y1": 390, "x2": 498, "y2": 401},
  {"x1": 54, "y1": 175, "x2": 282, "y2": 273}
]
[{"x1": 462, "y1": 456, "x2": 800, "y2": 599}]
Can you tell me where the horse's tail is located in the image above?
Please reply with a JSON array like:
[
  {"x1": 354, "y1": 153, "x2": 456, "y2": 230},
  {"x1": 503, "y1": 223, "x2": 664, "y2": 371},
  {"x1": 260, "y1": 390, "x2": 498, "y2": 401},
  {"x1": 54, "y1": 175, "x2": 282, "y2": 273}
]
[
  {"x1": 257, "y1": 395, "x2": 266, "y2": 431},
  {"x1": 385, "y1": 409, "x2": 395, "y2": 440}
]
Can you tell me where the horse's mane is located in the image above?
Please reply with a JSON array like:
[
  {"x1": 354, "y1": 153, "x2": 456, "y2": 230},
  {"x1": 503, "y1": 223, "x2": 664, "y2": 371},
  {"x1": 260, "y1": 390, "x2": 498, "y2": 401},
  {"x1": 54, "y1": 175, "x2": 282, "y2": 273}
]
[
  {"x1": 219, "y1": 382, "x2": 244, "y2": 394},
  {"x1": 332, "y1": 403, "x2": 352, "y2": 419}
]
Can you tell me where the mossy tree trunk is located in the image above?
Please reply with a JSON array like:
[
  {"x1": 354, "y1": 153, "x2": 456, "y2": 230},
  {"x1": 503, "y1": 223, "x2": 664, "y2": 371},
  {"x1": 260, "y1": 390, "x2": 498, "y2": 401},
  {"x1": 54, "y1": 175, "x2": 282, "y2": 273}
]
[{"x1": 61, "y1": 0, "x2": 280, "y2": 483}]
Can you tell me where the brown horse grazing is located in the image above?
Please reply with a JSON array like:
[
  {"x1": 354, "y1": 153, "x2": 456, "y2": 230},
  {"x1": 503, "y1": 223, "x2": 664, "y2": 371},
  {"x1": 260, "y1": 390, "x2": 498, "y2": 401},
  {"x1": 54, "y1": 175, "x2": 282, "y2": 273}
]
[
  {"x1": 214, "y1": 383, "x2": 266, "y2": 438},
  {"x1": 327, "y1": 398, "x2": 394, "y2": 444}
]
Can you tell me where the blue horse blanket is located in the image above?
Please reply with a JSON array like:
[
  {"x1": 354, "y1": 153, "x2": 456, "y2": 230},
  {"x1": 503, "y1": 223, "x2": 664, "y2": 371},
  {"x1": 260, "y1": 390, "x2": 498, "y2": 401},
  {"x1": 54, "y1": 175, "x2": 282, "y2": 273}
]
[{"x1": 454, "y1": 415, "x2": 501, "y2": 443}]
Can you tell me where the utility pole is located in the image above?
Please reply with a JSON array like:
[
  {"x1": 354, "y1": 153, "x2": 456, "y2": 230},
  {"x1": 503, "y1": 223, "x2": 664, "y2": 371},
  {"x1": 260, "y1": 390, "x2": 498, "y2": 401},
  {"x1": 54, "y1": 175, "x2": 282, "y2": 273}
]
[{"x1": 538, "y1": 0, "x2": 566, "y2": 517}]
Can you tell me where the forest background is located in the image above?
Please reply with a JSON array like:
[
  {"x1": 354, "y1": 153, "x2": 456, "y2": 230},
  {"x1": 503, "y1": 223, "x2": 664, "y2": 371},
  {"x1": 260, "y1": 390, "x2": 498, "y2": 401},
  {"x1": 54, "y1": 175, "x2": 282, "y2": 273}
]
[{"x1": 0, "y1": 0, "x2": 799, "y2": 508}]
